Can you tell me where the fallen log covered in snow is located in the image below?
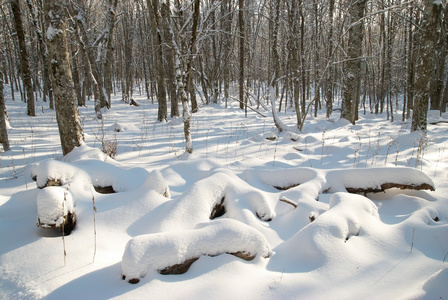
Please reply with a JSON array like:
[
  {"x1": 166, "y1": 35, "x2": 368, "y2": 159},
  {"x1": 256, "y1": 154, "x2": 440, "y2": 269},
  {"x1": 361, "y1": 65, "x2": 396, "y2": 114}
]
[
  {"x1": 121, "y1": 219, "x2": 272, "y2": 283},
  {"x1": 324, "y1": 167, "x2": 435, "y2": 194}
]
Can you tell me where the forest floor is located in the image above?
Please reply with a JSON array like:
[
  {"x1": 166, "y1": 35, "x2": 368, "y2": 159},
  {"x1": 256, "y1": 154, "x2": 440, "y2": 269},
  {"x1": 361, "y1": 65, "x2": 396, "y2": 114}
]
[{"x1": 1, "y1": 93, "x2": 448, "y2": 299}]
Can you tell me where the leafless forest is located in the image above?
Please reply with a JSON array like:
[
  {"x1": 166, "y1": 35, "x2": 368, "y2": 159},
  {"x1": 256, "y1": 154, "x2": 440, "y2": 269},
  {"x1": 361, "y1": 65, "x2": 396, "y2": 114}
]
[{"x1": 0, "y1": 0, "x2": 447, "y2": 154}]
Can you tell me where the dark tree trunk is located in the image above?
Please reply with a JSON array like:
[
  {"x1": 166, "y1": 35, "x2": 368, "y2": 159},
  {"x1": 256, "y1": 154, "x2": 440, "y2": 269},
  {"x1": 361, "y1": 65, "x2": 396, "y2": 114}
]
[
  {"x1": 10, "y1": 0, "x2": 35, "y2": 116},
  {"x1": 341, "y1": 0, "x2": 367, "y2": 124},
  {"x1": 45, "y1": 0, "x2": 84, "y2": 155},
  {"x1": 412, "y1": 0, "x2": 441, "y2": 131},
  {"x1": 238, "y1": 0, "x2": 245, "y2": 110}
]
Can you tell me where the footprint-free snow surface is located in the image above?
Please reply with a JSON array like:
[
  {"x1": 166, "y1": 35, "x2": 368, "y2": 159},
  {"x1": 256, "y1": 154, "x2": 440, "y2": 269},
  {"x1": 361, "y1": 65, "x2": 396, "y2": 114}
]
[{"x1": 1, "y1": 97, "x2": 448, "y2": 299}]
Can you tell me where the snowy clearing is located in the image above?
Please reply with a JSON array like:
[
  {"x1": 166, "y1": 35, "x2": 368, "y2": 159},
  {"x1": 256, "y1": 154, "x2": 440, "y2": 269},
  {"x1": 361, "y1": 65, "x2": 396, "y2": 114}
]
[{"x1": 1, "y1": 95, "x2": 448, "y2": 299}]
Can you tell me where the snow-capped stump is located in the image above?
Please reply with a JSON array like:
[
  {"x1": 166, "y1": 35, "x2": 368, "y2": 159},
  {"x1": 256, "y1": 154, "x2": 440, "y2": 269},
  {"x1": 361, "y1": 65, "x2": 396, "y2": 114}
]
[
  {"x1": 37, "y1": 186, "x2": 76, "y2": 235},
  {"x1": 324, "y1": 167, "x2": 435, "y2": 194},
  {"x1": 33, "y1": 160, "x2": 80, "y2": 189},
  {"x1": 121, "y1": 219, "x2": 272, "y2": 284}
]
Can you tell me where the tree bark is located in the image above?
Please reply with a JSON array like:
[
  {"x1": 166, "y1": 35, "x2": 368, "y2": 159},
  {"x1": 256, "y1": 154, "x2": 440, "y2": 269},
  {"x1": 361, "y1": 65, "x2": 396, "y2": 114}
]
[
  {"x1": 10, "y1": 0, "x2": 35, "y2": 116},
  {"x1": 341, "y1": 0, "x2": 367, "y2": 124},
  {"x1": 325, "y1": 0, "x2": 335, "y2": 118},
  {"x1": 289, "y1": 0, "x2": 302, "y2": 130},
  {"x1": 147, "y1": 0, "x2": 168, "y2": 121},
  {"x1": 103, "y1": 0, "x2": 119, "y2": 107},
  {"x1": 238, "y1": 0, "x2": 245, "y2": 110},
  {"x1": 45, "y1": 0, "x2": 84, "y2": 156},
  {"x1": 161, "y1": 1, "x2": 179, "y2": 118},
  {"x1": 0, "y1": 72, "x2": 10, "y2": 151},
  {"x1": 411, "y1": 0, "x2": 441, "y2": 132}
]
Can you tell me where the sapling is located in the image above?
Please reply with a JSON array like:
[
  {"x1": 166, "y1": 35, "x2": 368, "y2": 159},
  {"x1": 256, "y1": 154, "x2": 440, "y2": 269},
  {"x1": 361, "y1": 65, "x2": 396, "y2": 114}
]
[
  {"x1": 321, "y1": 128, "x2": 326, "y2": 164},
  {"x1": 23, "y1": 148, "x2": 27, "y2": 189},
  {"x1": 89, "y1": 184, "x2": 97, "y2": 263},
  {"x1": 62, "y1": 187, "x2": 68, "y2": 266}
]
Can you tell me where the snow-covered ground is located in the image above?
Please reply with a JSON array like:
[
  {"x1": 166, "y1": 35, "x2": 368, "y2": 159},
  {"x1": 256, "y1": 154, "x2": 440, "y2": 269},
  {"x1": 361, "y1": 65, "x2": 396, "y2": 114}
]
[{"x1": 1, "y1": 93, "x2": 447, "y2": 299}]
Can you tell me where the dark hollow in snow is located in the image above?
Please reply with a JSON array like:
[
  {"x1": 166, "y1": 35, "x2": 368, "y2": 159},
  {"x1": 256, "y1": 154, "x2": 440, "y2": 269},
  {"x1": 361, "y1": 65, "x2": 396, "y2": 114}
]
[
  {"x1": 159, "y1": 257, "x2": 200, "y2": 275},
  {"x1": 274, "y1": 183, "x2": 300, "y2": 191},
  {"x1": 210, "y1": 197, "x2": 226, "y2": 219},
  {"x1": 94, "y1": 185, "x2": 116, "y2": 194}
]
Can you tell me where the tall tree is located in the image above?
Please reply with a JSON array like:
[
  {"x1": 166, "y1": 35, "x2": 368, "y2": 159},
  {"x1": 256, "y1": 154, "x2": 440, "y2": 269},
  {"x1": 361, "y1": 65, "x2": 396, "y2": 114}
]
[
  {"x1": 10, "y1": 0, "x2": 35, "y2": 116},
  {"x1": 325, "y1": 0, "x2": 335, "y2": 118},
  {"x1": 0, "y1": 71, "x2": 10, "y2": 151},
  {"x1": 411, "y1": 0, "x2": 442, "y2": 131},
  {"x1": 45, "y1": 0, "x2": 84, "y2": 155},
  {"x1": 161, "y1": 0, "x2": 179, "y2": 118},
  {"x1": 103, "y1": 0, "x2": 119, "y2": 107},
  {"x1": 238, "y1": 0, "x2": 245, "y2": 110},
  {"x1": 341, "y1": 0, "x2": 367, "y2": 124},
  {"x1": 147, "y1": 0, "x2": 168, "y2": 121}
]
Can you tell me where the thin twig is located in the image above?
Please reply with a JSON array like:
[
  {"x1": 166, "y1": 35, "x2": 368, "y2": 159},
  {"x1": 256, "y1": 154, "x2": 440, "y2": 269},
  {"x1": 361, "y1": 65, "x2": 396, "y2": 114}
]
[
  {"x1": 62, "y1": 188, "x2": 68, "y2": 266},
  {"x1": 90, "y1": 184, "x2": 97, "y2": 263}
]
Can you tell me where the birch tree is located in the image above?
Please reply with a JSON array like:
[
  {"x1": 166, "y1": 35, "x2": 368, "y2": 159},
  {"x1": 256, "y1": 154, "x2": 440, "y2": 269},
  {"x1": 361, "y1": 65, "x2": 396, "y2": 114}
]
[{"x1": 0, "y1": 71, "x2": 9, "y2": 151}]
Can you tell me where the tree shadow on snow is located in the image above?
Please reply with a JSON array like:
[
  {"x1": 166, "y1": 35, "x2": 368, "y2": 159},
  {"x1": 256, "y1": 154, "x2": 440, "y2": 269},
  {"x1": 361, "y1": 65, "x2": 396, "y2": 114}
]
[{"x1": 44, "y1": 263, "x2": 132, "y2": 300}]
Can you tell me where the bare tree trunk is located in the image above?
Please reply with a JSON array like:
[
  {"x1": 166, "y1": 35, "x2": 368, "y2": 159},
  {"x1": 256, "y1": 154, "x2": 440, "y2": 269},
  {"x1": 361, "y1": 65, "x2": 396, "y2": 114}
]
[
  {"x1": 325, "y1": 0, "x2": 335, "y2": 118},
  {"x1": 406, "y1": 3, "x2": 415, "y2": 119},
  {"x1": 103, "y1": 0, "x2": 119, "y2": 107},
  {"x1": 26, "y1": 0, "x2": 53, "y2": 108},
  {"x1": 299, "y1": 1, "x2": 306, "y2": 115},
  {"x1": 147, "y1": 0, "x2": 167, "y2": 121},
  {"x1": 182, "y1": 0, "x2": 201, "y2": 153},
  {"x1": 161, "y1": 1, "x2": 179, "y2": 118},
  {"x1": 341, "y1": 0, "x2": 367, "y2": 124},
  {"x1": 10, "y1": 0, "x2": 35, "y2": 116},
  {"x1": 411, "y1": 0, "x2": 441, "y2": 132},
  {"x1": 238, "y1": 0, "x2": 245, "y2": 110},
  {"x1": 288, "y1": 0, "x2": 302, "y2": 130},
  {"x1": 0, "y1": 72, "x2": 10, "y2": 151},
  {"x1": 45, "y1": 0, "x2": 84, "y2": 156},
  {"x1": 221, "y1": 0, "x2": 232, "y2": 108}
]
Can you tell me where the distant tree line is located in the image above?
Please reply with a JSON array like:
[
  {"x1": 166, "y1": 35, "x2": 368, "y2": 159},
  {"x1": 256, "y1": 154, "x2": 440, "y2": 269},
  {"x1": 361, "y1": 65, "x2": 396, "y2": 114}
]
[{"x1": 0, "y1": 0, "x2": 446, "y2": 154}]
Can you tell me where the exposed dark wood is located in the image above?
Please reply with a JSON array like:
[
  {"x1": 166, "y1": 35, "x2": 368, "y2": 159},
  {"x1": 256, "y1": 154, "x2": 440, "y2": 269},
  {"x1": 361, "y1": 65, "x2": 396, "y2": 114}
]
[
  {"x1": 210, "y1": 197, "x2": 226, "y2": 219},
  {"x1": 346, "y1": 182, "x2": 435, "y2": 194},
  {"x1": 94, "y1": 186, "x2": 116, "y2": 194},
  {"x1": 158, "y1": 257, "x2": 200, "y2": 275}
]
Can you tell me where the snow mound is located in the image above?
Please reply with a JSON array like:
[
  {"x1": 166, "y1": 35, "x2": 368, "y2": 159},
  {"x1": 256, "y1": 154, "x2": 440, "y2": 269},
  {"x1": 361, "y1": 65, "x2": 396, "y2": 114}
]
[
  {"x1": 324, "y1": 167, "x2": 435, "y2": 193},
  {"x1": 32, "y1": 148, "x2": 148, "y2": 192},
  {"x1": 417, "y1": 267, "x2": 448, "y2": 299},
  {"x1": 37, "y1": 186, "x2": 74, "y2": 228},
  {"x1": 33, "y1": 159, "x2": 84, "y2": 189},
  {"x1": 121, "y1": 219, "x2": 272, "y2": 283},
  {"x1": 62, "y1": 143, "x2": 112, "y2": 162},
  {"x1": 271, "y1": 193, "x2": 380, "y2": 272},
  {"x1": 157, "y1": 171, "x2": 277, "y2": 232}
]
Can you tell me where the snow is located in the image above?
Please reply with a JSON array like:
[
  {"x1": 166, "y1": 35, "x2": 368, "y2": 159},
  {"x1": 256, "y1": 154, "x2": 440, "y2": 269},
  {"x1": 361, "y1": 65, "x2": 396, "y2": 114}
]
[
  {"x1": 1, "y1": 94, "x2": 448, "y2": 299},
  {"x1": 45, "y1": 25, "x2": 61, "y2": 41},
  {"x1": 37, "y1": 186, "x2": 74, "y2": 227},
  {"x1": 122, "y1": 219, "x2": 272, "y2": 282}
]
